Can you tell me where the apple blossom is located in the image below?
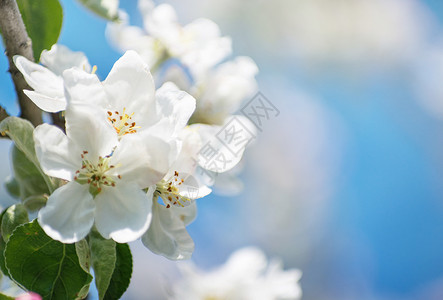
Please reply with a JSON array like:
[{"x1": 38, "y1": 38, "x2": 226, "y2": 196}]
[
  {"x1": 13, "y1": 44, "x2": 92, "y2": 112},
  {"x1": 141, "y1": 125, "x2": 211, "y2": 260},
  {"x1": 32, "y1": 50, "x2": 199, "y2": 243},
  {"x1": 172, "y1": 247, "x2": 302, "y2": 300},
  {"x1": 165, "y1": 56, "x2": 259, "y2": 126},
  {"x1": 34, "y1": 101, "x2": 174, "y2": 243},
  {"x1": 106, "y1": 0, "x2": 232, "y2": 76}
]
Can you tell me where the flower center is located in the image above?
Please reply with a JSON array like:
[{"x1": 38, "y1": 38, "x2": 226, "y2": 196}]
[
  {"x1": 107, "y1": 108, "x2": 140, "y2": 137},
  {"x1": 155, "y1": 171, "x2": 192, "y2": 208},
  {"x1": 74, "y1": 151, "x2": 121, "y2": 196}
]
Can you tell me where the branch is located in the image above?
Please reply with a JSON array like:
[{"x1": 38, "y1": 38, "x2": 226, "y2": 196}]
[
  {"x1": 51, "y1": 112, "x2": 65, "y2": 132},
  {"x1": 0, "y1": 0, "x2": 42, "y2": 126},
  {"x1": 0, "y1": 105, "x2": 10, "y2": 138},
  {"x1": 0, "y1": 105, "x2": 9, "y2": 121}
]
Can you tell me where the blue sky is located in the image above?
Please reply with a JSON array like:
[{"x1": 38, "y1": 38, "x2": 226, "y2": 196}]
[{"x1": 2, "y1": 1, "x2": 443, "y2": 299}]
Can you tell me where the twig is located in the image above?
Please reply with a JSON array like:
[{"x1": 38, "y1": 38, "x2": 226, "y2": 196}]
[
  {"x1": 0, "y1": 105, "x2": 10, "y2": 138},
  {"x1": 51, "y1": 112, "x2": 65, "y2": 132},
  {"x1": 0, "y1": 105, "x2": 9, "y2": 122},
  {"x1": 0, "y1": 0, "x2": 42, "y2": 126}
]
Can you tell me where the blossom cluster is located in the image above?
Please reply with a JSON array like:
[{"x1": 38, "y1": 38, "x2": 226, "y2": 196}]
[
  {"x1": 13, "y1": 0, "x2": 259, "y2": 260},
  {"x1": 173, "y1": 247, "x2": 302, "y2": 300}
]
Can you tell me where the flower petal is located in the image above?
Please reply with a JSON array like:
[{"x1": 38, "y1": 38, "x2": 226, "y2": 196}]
[
  {"x1": 103, "y1": 50, "x2": 156, "y2": 116},
  {"x1": 13, "y1": 55, "x2": 64, "y2": 98},
  {"x1": 63, "y1": 67, "x2": 106, "y2": 107},
  {"x1": 152, "y1": 82, "x2": 196, "y2": 137},
  {"x1": 40, "y1": 44, "x2": 91, "y2": 76},
  {"x1": 34, "y1": 124, "x2": 81, "y2": 181},
  {"x1": 94, "y1": 182, "x2": 152, "y2": 243},
  {"x1": 38, "y1": 181, "x2": 95, "y2": 243},
  {"x1": 177, "y1": 177, "x2": 212, "y2": 201},
  {"x1": 193, "y1": 56, "x2": 258, "y2": 124},
  {"x1": 23, "y1": 90, "x2": 66, "y2": 113},
  {"x1": 142, "y1": 199, "x2": 194, "y2": 260},
  {"x1": 144, "y1": 4, "x2": 179, "y2": 39},
  {"x1": 110, "y1": 133, "x2": 173, "y2": 188},
  {"x1": 191, "y1": 115, "x2": 256, "y2": 173},
  {"x1": 170, "y1": 201, "x2": 197, "y2": 226},
  {"x1": 64, "y1": 103, "x2": 118, "y2": 160},
  {"x1": 106, "y1": 10, "x2": 160, "y2": 68},
  {"x1": 180, "y1": 18, "x2": 232, "y2": 77}
]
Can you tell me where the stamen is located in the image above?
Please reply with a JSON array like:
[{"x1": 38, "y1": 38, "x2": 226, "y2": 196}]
[
  {"x1": 74, "y1": 152, "x2": 121, "y2": 196},
  {"x1": 155, "y1": 171, "x2": 194, "y2": 208},
  {"x1": 107, "y1": 107, "x2": 141, "y2": 137}
]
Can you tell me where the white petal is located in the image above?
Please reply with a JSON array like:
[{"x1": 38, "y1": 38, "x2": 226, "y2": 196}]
[
  {"x1": 65, "y1": 103, "x2": 118, "y2": 160},
  {"x1": 138, "y1": 0, "x2": 154, "y2": 19},
  {"x1": 144, "y1": 4, "x2": 178, "y2": 39},
  {"x1": 40, "y1": 44, "x2": 91, "y2": 76},
  {"x1": 177, "y1": 179, "x2": 211, "y2": 201},
  {"x1": 192, "y1": 115, "x2": 256, "y2": 173},
  {"x1": 110, "y1": 133, "x2": 172, "y2": 188},
  {"x1": 161, "y1": 65, "x2": 192, "y2": 91},
  {"x1": 166, "y1": 127, "x2": 202, "y2": 175},
  {"x1": 23, "y1": 90, "x2": 66, "y2": 113},
  {"x1": 38, "y1": 182, "x2": 95, "y2": 243},
  {"x1": 142, "y1": 200, "x2": 194, "y2": 260},
  {"x1": 170, "y1": 201, "x2": 197, "y2": 226},
  {"x1": 144, "y1": 82, "x2": 196, "y2": 138},
  {"x1": 154, "y1": 82, "x2": 196, "y2": 137},
  {"x1": 221, "y1": 247, "x2": 268, "y2": 278},
  {"x1": 103, "y1": 50, "x2": 156, "y2": 115},
  {"x1": 94, "y1": 182, "x2": 152, "y2": 243},
  {"x1": 63, "y1": 68, "x2": 106, "y2": 107},
  {"x1": 34, "y1": 124, "x2": 81, "y2": 181},
  {"x1": 13, "y1": 55, "x2": 64, "y2": 98},
  {"x1": 180, "y1": 18, "x2": 232, "y2": 76},
  {"x1": 106, "y1": 10, "x2": 160, "y2": 67},
  {"x1": 193, "y1": 56, "x2": 259, "y2": 124}
]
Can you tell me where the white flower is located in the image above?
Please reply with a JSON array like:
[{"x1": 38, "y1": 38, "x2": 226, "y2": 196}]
[
  {"x1": 33, "y1": 52, "x2": 196, "y2": 243},
  {"x1": 34, "y1": 101, "x2": 174, "y2": 243},
  {"x1": 172, "y1": 247, "x2": 302, "y2": 300},
  {"x1": 165, "y1": 56, "x2": 259, "y2": 125},
  {"x1": 159, "y1": 55, "x2": 258, "y2": 197},
  {"x1": 142, "y1": 125, "x2": 211, "y2": 260},
  {"x1": 191, "y1": 115, "x2": 257, "y2": 174},
  {"x1": 106, "y1": 0, "x2": 232, "y2": 77},
  {"x1": 142, "y1": 198, "x2": 197, "y2": 260},
  {"x1": 13, "y1": 44, "x2": 92, "y2": 112}
]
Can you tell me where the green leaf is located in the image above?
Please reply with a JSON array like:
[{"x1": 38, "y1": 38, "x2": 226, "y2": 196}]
[
  {"x1": 0, "y1": 210, "x2": 10, "y2": 277},
  {"x1": 4, "y1": 176, "x2": 20, "y2": 199},
  {"x1": 75, "y1": 240, "x2": 91, "y2": 299},
  {"x1": 103, "y1": 243, "x2": 132, "y2": 300},
  {"x1": 22, "y1": 195, "x2": 47, "y2": 212},
  {"x1": 11, "y1": 146, "x2": 50, "y2": 201},
  {"x1": 17, "y1": 0, "x2": 63, "y2": 61},
  {"x1": 0, "y1": 117, "x2": 37, "y2": 163},
  {"x1": 4, "y1": 220, "x2": 93, "y2": 300},
  {"x1": 0, "y1": 117, "x2": 55, "y2": 193},
  {"x1": 1, "y1": 204, "x2": 29, "y2": 243},
  {"x1": 89, "y1": 230, "x2": 116, "y2": 300},
  {"x1": 76, "y1": 0, "x2": 119, "y2": 21}
]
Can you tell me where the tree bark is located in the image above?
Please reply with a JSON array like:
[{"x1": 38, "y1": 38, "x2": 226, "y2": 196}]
[{"x1": 0, "y1": 0, "x2": 42, "y2": 126}]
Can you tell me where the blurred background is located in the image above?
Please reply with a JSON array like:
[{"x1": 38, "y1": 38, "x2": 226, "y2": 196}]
[{"x1": 2, "y1": 0, "x2": 443, "y2": 299}]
